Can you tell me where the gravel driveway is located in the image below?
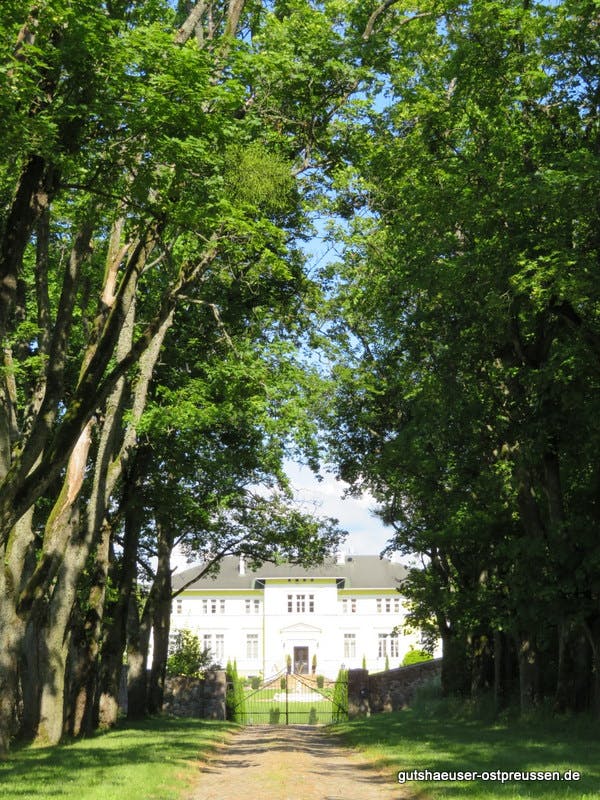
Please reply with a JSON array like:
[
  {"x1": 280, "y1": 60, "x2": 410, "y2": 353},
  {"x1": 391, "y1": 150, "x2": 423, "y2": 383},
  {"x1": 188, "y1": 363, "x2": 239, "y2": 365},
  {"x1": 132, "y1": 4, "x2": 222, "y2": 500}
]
[{"x1": 187, "y1": 725, "x2": 413, "y2": 800}]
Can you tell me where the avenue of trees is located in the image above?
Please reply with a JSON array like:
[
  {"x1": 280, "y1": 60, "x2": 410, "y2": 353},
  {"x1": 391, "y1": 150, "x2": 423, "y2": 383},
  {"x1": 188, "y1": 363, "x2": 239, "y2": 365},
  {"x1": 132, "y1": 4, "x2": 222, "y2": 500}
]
[{"x1": 0, "y1": 0, "x2": 598, "y2": 753}]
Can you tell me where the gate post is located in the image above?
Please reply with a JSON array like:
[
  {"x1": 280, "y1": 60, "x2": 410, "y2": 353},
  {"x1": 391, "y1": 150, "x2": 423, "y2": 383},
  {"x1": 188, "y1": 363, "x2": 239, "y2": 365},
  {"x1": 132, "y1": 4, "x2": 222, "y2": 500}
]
[
  {"x1": 203, "y1": 669, "x2": 227, "y2": 720},
  {"x1": 285, "y1": 671, "x2": 289, "y2": 725},
  {"x1": 348, "y1": 668, "x2": 370, "y2": 718}
]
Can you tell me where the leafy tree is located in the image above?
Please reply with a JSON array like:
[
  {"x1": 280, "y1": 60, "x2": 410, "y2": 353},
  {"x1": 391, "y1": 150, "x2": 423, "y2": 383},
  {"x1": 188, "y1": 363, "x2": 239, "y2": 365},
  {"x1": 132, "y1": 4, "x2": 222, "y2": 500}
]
[
  {"x1": 0, "y1": 0, "x2": 360, "y2": 750},
  {"x1": 322, "y1": 0, "x2": 600, "y2": 713},
  {"x1": 166, "y1": 630, "x2": 214, "y2": 678}
]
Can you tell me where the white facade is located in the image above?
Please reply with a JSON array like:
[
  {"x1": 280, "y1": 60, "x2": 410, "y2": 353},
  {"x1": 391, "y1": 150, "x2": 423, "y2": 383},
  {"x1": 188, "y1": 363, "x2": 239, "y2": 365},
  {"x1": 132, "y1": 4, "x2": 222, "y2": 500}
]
[{"x1": 170, "y1": 555, "x2": 427, "y2": 679}]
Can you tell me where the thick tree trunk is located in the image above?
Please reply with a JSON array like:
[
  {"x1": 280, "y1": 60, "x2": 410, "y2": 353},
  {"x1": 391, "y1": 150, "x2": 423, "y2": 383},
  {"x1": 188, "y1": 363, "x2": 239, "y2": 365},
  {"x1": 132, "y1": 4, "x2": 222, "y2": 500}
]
[
  {"x1": 35, "y1": 504, "x2": 97, "y2": 745},
  {"x1": 493, "y1": 630, "x2": 514, "y2": 711},
  {"x1": 517, "y1": 635, "x2": 540, "y2": 712},
  {"x1": 65, "y1": 520, "x2": 112, "y2": 737},
  {"x1": 147, "y1": 523, "x2": 173, "y2": 714},
  {"x1": 470, "y1": 632, "x2": 493, "y2": 697},
  {"x1": 0, "y1": 510, "x2": 36, "y2": 752},
  {"x1": 0, "y1": 574, "x2": 23, "y2": 752},
  {"x1": 127, "y1": 592, "x2": 154, "y2": 720},
  {"x1": 440, "y1": 628, "x2": 470, "y2": 696}
]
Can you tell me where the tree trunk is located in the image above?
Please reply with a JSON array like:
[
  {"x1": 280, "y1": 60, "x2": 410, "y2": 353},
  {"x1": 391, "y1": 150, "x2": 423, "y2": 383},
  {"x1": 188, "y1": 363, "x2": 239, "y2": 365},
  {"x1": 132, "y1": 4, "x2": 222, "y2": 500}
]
[
  {"x1": 35, "y1": 504, "x2": 97, "y2": 745},
  {"x1": 470, "y1": 632, "x2": 493, "y2": 697},
  {"x1": 517, "y1": 635, "x2": 540, "y2": 712},
  {"x1": 65, "y1": 520, "x2": 113, "y2": 737},
  {"x1": 493, "y1": 630, "x2": 514, "y2": 712},
  {"x1": 96, "y1": 475, "x2": 143, "y2": 729},
  {"x1": 440, "y1": 627, "x2": 470, "y2": 696},
  {"x1": 127, "y1": 591, "x2": 153, "y2": 720},
  {"x1": 0, "y1": 510, "x2": 36, "y2": 752},
  {"x1": 147, "y1": 521, "x2": 173, "y2": 714},
  {"x1": 0, "y1": 574, "x2": 23, "y2": 752}
]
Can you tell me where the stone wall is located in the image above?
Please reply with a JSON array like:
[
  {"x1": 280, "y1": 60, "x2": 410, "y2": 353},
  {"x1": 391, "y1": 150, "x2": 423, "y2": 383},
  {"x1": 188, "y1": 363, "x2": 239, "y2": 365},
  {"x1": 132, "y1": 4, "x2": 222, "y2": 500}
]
[
  {"x1": 348, "y1": 659, "x2": 442, "y2": 717},
  {"x1": 161, "y1": 669, "x2": 227, "y2": 719}
]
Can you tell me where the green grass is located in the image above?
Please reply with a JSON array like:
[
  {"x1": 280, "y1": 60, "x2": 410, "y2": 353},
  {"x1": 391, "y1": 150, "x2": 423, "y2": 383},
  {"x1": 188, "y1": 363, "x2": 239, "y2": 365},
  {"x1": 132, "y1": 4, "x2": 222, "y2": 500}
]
[
  {"x1": 331, "y1": 692, "x2": 600, "y2": 799},
  {"x1": 0, "y1": 718, "x2": 235, "y2": 800},
  {"x1": 241, "y1": 684, "x2": 337, "y2": 724}
]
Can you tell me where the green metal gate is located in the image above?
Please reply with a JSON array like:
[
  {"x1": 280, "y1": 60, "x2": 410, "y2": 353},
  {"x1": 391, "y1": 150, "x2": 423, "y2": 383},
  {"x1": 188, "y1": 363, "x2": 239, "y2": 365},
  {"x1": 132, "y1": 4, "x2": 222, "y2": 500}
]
[{"x1": 232, "y1": 670, "x2": 348, "y2": 725}]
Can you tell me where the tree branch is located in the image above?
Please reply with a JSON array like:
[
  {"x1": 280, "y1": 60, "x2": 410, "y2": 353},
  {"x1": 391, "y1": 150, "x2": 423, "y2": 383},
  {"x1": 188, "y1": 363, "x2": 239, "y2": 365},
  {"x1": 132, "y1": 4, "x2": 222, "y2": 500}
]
[{"x1": 363, "y1": 5, "x2": 433, "y2": 41}]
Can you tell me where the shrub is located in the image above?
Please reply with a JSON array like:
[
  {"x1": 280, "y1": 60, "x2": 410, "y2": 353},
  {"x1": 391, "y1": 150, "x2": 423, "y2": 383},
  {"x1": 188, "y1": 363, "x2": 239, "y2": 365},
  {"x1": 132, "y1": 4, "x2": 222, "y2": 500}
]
[
  {"x1": 166, "y1": 630, "x2": 212, "y2": 678},
  {"x1": 251, "y1": 675, "x2": 261, "y2": 690},
  {"x1": 316, "y1": 674, "x2": 325, "y2": 688},
  {"x1": 402, "y1": 646, "x2": 434, "y2": 666},
  {"x1": 226, "y1": 660, "x2": 246, "y2": 722},
  {"x1": 332, "y1": 668, "x2": 348, "y2": 722}
]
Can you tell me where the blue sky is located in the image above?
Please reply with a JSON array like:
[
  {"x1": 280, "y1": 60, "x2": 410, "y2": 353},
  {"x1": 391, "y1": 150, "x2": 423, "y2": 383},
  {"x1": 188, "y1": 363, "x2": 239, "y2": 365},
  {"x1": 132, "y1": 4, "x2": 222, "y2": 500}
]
[{"x1": 284, "y1": 460, "x2": 394, "y2": 556}]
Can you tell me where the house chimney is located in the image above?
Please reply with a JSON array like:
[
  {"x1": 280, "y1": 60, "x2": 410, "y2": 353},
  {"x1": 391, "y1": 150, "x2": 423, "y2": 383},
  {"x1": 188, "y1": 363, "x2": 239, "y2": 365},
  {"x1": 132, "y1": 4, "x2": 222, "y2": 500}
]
[{"x1": 238, "y1": 554, "x2": 246, "y2": 575}]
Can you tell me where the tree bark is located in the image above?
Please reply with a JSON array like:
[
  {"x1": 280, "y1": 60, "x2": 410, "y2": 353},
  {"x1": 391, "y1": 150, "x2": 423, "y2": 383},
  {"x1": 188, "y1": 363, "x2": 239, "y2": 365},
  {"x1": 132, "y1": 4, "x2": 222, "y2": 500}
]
[
  {"x1": 147, "y1": 521, "x2": 174, "y2": 714},
  {"x1": 517, "y1": 635, "x2": 540, "y2": 712},
  {"x1": 440, "y1": 627, "x2": 470, "y2": 696}
]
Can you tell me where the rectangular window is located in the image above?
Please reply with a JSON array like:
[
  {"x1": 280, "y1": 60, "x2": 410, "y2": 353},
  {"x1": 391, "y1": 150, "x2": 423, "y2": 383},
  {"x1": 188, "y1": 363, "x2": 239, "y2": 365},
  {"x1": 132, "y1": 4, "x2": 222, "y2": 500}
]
[
  {"x1": 203, "y1": 634, "x2": 212, "y2": 653},
  {"x1": 376, "y1": 599, "x2": 382, "y2": 613},
  {"x1": 385, "y1": 597, "x2": 391, "y2": 613},
  {"x1": 175, "y1": 598, "x2": 182, "y2": 614},
  {"x1": 288, "y1": 593, "x2": 314, "y2": 613},
  {"x1": 377, "y1": 634, "x2": 399, "y2": 659},
  {"x1": 342, "y1": 599, "x2": 348, "y2": 613},
  {"x1": 351, "y1": 597, "x2": 357, "y2": 613},
  {"x1": 246, "y1": 634, "x2": 259, "y2": 660},
  {"x1": 245, "y1": 599, "x2": 251, "y2": 614},
  {"x1": 202, "y1": 598, "x2": 225, "y2": 614},
  {"x1": 344, "y1": 633, "x2": 356, "y2": 659},
  {"x1": 215, "y1": 634, "x2": 225, "y2": 661},
  {"x1": 394, "y1": 598, "x2": 400, "y2": 613},
  {"x1": 253, "y1": 599, "x2": 260, "y2": 613}
]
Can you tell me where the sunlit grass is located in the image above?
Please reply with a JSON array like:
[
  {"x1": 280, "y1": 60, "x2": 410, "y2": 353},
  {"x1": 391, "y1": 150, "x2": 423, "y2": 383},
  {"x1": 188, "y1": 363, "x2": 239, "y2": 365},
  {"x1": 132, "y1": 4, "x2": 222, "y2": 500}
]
[
  {"x1": 0, "y1": 718, "x2": 235, "y2": 800},
  {"x1": 331, "y1": 690, "x2": 600, "y2": 799}
]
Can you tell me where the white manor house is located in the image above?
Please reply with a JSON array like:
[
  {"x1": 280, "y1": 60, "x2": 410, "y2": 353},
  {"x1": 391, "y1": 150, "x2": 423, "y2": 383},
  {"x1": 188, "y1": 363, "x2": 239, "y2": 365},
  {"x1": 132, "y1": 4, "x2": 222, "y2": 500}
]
[{"x1": 170, "y1": 554, "x2": 428, "y2": 679}]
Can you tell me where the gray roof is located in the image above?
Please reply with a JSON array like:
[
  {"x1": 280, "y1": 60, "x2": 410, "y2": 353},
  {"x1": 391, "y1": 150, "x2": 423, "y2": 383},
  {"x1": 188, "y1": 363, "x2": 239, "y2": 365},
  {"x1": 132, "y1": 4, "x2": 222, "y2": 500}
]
[{"x1": 172, "y1": 555, "x2": 408, "y2": 592}]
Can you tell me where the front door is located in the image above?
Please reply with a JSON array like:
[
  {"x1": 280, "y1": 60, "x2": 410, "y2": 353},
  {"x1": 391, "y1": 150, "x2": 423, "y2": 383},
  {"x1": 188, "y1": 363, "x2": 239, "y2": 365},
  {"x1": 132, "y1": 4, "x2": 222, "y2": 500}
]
[{"x1": 293, "y1": 646, "x2": 309, "y2": 674}]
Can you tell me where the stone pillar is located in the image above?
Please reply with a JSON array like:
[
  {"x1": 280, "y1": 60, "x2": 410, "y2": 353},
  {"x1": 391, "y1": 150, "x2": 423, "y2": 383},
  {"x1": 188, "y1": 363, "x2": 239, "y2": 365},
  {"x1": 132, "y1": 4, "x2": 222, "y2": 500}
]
[
  {"x1": 348, "y1": 668, "x2": 370, "y2": 718},
  {"x1": 202, "y1": 669, "x2": 227, "y2": 720}
]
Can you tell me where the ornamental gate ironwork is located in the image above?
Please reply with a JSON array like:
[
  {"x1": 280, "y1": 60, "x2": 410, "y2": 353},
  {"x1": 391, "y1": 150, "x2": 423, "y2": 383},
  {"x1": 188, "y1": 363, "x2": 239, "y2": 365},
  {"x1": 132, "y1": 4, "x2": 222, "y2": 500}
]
[{"x1": 232, "y1": 669, "x2": 348, "y2": 725}]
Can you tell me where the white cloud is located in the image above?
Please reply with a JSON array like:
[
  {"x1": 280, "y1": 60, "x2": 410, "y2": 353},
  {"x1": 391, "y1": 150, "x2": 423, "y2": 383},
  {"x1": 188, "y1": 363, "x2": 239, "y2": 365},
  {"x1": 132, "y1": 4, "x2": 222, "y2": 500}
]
[{"x1": 284, "y1": 461, "x2": 392, "y2": 555}]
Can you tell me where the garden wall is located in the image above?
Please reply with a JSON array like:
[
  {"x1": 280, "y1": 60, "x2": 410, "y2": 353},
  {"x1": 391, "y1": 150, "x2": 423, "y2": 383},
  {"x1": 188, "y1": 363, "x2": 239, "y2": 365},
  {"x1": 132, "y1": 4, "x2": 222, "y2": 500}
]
[
  {"x1": 162, "y1": 670, "x2": 227, "y2": 719},
  {"x1": 348, "y1": 659, "x2": 442, "y2": 717}
]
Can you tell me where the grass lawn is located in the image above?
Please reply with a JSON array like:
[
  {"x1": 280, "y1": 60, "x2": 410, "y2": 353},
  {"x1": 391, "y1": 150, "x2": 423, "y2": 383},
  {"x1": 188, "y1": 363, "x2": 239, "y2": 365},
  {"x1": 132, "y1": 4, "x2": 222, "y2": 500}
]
[
  {"x1": 332, "y1": 697, "x2": 600, "y2": 799},
  {"x1": 241, "y1": 682, "x2": 338, "y2": 724},
  {"x1": 0, "y1": 717, "x2": 235, "y2": 800}
]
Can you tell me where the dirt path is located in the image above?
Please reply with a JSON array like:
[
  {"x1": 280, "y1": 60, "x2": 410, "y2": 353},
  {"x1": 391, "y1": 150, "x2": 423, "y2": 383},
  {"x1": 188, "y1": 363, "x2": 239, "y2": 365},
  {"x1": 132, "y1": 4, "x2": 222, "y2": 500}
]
[{"x1": 187, "y1": 725, "x2": 412, "y2": 800}]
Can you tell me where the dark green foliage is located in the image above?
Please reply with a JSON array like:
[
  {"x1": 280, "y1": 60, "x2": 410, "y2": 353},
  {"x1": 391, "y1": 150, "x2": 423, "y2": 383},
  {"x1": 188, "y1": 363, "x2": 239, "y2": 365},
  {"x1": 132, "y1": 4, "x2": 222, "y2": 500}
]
[{"x1": 322, "y1": 0, "x2": 600, "y2": 715}]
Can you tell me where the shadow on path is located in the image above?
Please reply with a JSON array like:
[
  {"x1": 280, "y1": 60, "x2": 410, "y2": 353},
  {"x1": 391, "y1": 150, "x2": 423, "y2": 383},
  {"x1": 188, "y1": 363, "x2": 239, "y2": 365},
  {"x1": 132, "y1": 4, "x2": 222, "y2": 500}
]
[{"x1": 188, "y1": 725, "x2": 413, "y2": 800}]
